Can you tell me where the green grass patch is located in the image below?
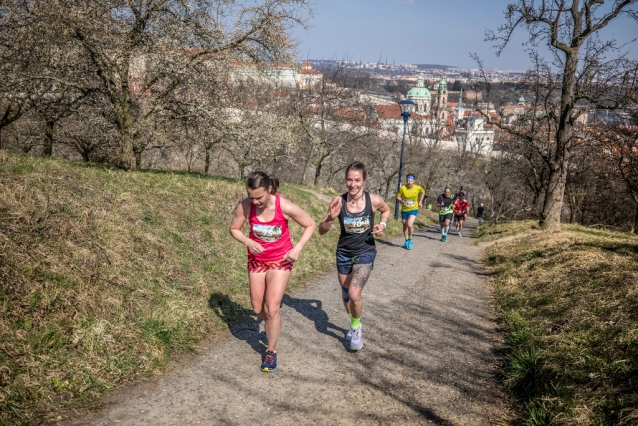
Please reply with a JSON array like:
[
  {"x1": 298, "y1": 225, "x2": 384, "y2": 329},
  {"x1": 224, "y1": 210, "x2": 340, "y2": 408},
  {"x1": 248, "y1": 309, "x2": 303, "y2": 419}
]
[
  {"x1": 0, "y1": 153, "x2": 416, "y2": 424},
  {"x1": 483, "y1": 221, "x2": 638, "y2": 424}
]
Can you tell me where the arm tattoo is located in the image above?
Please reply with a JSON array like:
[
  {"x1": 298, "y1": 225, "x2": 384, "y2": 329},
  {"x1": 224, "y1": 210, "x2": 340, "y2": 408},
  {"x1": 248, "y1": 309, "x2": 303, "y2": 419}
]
[{"x1": 350, "y1": 263, "x2": 373, "y2": 288}]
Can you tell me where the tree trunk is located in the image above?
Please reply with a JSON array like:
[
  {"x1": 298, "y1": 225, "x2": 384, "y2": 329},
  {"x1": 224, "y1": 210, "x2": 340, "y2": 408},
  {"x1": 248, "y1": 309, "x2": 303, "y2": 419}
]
[
  {"x1": 539, "y1": 48, "x2": 578, "y2": 232},
  {"x1": 634, "y1": 204, "x2": 638, "y2": 235},
  {"x1": 300, "y1": 144, "x2": 314, "y2": 184},
  {"x1": 568, "y1": 193, "x2": 577, "y2": 224},
  {"x1": 134, "y1": 150, "x2": 142, "y2": 169},
  {"x1": 119, "y1": 132, "x2": 134, "y2": 170},
  {"x1": 540, "y1": 160, "x2": 568, "y2": 231},
  {"x1": 81, "y1": 149, "x2": 90, "y2": 162},
  {"x1": 204, "y1": 149, "x2": 210, "y2": 174},
  {"x1": 314, "y1": 161, "x2": 323, "y2": 186},
  {"x1": 0, "y1": 126, "x2": 3, "y2": 150},
  {"x1": 42, "y1": 120, "x2": 54, "y2": 157}
]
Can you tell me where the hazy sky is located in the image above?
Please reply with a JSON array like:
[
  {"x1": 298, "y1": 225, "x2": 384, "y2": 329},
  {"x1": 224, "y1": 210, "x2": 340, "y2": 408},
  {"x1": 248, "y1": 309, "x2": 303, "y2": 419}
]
[{"x1": 292, "y1": 0, "x2": 638, "y2": 70}]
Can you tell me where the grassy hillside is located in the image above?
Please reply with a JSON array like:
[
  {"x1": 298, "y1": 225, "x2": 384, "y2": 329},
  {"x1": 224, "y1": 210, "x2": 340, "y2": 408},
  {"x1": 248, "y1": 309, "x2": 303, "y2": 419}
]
[
  {"x1": 480, "y1": 221, "x2": 638, "y2": 425},
  {"x1": 0, "y1": 152, "x2": 428, "y2": 425}
]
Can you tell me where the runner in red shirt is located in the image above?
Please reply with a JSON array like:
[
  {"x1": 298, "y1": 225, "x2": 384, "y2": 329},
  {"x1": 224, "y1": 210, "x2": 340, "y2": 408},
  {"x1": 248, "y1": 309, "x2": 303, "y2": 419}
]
[
  {"x1": 230, "y1": 171, "x2": 316, "y2": 372},
  {"x1": 452, "y1": 191, "x2": 470, "y2": 237}
]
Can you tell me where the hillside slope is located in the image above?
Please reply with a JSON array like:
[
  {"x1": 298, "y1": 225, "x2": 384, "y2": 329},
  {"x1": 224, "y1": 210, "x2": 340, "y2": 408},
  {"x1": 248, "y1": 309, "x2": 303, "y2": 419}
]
[
  {"x1": 0, "y1": 152, "x2": 422, "y2": 424},
  {"x1": 481, "y1": 222, "x2": 638, "y2": 424}
]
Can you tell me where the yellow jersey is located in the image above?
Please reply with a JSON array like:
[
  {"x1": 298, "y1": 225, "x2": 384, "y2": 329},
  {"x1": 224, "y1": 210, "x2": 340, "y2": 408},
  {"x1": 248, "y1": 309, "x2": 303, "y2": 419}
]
[{"x1": 397, "y1": 184, "x2": 424, "y2": 212}]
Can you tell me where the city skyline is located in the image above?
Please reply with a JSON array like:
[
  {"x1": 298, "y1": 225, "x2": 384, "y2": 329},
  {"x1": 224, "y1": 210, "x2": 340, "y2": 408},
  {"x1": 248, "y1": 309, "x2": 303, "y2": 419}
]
[{"x1": 292, "y1": 0, "x2": 638, "y2": 70}]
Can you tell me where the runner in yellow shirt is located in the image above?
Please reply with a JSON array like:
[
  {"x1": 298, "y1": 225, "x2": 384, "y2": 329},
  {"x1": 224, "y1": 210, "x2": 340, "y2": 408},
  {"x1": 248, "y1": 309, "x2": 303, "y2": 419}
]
[{"x1": 396, "y1": 173, "x2": 425, "y2": 250}]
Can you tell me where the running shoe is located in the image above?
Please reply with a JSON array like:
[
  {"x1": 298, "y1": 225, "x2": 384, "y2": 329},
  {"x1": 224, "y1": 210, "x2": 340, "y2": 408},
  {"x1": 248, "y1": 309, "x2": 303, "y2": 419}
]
[
  {"x1": 261, "y1": 350, "x2": 277, "y2": 372},
  {"x1": 345, "y1": 327, "x2": 353, "y2": 342},
  {"x1": 406, "y1": 239, "x2": 413, "y2": 250},
  {"x1": 402, "y1": 240, "x2": 408, "y2": 249},
  {"x1": 458, "y1": 232, "x2": 463, "y2": 237},
  {"x1": 441, "y1": 235, "x2": 447, "y2": 242},
  {"x1": 350, "y1": 326, "x2": 363, "y2": 351}
]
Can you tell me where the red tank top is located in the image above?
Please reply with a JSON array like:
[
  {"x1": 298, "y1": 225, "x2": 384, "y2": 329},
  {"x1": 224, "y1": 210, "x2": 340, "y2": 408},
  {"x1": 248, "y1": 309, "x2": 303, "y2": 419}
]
[
  {"x1": 248, "y1": 194, "x2": 293, "y2": 262},
  {"x1": 454, "y1": 199, "x2": 469, "y2": 216}
]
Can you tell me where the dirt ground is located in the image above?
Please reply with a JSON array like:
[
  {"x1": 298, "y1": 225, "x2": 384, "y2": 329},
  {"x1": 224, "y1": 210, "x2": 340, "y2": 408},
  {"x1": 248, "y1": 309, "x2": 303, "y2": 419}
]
[{"x1": 76, "y1": 219, "x2": 508, "y2": 425}]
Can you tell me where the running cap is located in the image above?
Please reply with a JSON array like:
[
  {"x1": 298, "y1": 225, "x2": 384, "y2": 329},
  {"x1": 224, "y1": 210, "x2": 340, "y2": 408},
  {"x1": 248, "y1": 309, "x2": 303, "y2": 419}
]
[
  {"x1": 459, "y1": 191, "x2": 465, "y2": 196},
  {"x1": 480, "y1": 203, "x2": 484, "y2": 206},
  {"x1": 406, "y1": 174, "x2": 415, "y2": 180}
]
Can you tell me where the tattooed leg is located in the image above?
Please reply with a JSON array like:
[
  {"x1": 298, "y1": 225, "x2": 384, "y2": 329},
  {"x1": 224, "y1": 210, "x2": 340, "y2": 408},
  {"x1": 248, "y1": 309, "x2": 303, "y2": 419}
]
[{"x1": 348, "y1": 263, "x2": 373, "y2": 319}]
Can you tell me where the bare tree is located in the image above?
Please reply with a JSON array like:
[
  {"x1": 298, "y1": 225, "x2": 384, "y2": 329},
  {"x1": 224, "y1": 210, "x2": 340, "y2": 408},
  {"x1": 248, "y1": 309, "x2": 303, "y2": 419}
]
[
  {"x1": 4, "y1": 0, "x2": 310, "y2": 170},
  {"x1": 486, "y1": 0, "x2": 638, "y2": 230},
  {"x1": 290, "y1": 63, "x2": 377, "y2": 185},
  {"x1": 599, "y1": 115, "x2": 638, "y2": 233}
]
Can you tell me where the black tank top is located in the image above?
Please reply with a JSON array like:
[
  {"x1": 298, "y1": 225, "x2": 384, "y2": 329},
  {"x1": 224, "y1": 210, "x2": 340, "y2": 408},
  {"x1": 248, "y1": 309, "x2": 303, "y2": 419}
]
[{"x1": 336, "y1": 192, "x2": 376, "y2": 256}]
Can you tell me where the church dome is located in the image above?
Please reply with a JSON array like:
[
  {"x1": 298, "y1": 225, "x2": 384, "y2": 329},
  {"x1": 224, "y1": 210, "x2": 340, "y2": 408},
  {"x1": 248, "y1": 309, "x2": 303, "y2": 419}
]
[
  {"x1": 407, "y1": 86, "x2": 432, "y2": 99},
  {"x1": 407, "y1": 74, "x2": 431, "y2": 99}
]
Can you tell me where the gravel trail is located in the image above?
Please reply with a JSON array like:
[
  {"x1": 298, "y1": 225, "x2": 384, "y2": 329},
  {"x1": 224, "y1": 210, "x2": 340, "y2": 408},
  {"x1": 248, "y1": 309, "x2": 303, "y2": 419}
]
[{"x1": 78, "y1": 219, "x2": 507, "y2": 425}]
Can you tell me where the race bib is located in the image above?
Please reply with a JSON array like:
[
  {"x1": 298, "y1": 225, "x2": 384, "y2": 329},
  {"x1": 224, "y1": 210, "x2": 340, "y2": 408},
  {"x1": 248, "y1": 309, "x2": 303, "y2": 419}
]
[
  {"x1": 252, "y1": 224, "x2": 283, "y2": 242},
  {"x1": 344, "y1": 215, "x2": 371, "y2": 234},
  {"x1": 405, "y1": 200, "x2": 415, "y2": 207},
  {"x1": 441, "y1": 206, "x2": 453, "y2": 213},
  {"x1": 455, "y1": 210, "x2": 465, "y2": 215}
]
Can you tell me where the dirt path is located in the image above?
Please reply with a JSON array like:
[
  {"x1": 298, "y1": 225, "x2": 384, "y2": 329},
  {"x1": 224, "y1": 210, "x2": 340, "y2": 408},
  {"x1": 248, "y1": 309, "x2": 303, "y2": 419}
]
[{"x1": 78, "y1": 220, "x2": 507, "y2": 425}]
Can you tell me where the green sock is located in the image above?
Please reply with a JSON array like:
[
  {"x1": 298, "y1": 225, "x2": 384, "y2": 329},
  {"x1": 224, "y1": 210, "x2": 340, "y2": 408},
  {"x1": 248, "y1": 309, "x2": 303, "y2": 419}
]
[
  {"x1": 348, "y1": 313, "x2": 353, "y2": 321},
  {"x1": 405, "y1": 234, "x2": 409, "y2": 240},
  {"x1": 351, "y1": 316, "x2": 361, "y2": 329}
]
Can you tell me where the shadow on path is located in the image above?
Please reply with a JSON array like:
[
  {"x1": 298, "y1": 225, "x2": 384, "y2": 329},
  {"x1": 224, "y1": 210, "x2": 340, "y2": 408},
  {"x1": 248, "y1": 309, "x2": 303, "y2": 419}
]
[
  {"x1": 282, "y1": 294, "x2": 347, "y2": 343},
  {"x1": 208, "y1": 292, "x2": 265, "y2": 355}
]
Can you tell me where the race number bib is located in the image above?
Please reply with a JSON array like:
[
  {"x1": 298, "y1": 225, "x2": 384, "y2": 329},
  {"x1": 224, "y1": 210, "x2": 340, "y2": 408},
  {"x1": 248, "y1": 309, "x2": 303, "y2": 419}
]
[
  {"x1": 405, "y1": 200, "x2": 416, "y2": 207},
  {"x1": 252, "y1": 224, "x2": 283, "y2": 242},
  {"x1": 343, "y1": 216, "x2": 371, "y2": 234}
]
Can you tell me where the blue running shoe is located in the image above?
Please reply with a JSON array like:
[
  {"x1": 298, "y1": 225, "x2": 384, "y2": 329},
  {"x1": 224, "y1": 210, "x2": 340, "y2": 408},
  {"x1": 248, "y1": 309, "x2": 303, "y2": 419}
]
[
  {"x1": 406, "y1": 239, "x2": 413, "y2": 249},
  {"x1": 441, "y1": 235, "x2": 447, "y2": 242},
  {"x1": 261, "y1": 350, "x2": 277, "y2": 372},
  {"x1": 402, "y1": 240, "x2": 408, "y2": 249}
]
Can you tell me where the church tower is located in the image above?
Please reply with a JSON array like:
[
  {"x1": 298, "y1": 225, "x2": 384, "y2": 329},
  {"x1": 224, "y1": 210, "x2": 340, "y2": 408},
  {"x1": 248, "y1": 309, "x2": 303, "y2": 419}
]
[
  {"x1": 435, "y1": 73, "x2": 448, "y2": 128},
  {"x1": 456, "y1": 87, "x2": 464, "y2": 121}
]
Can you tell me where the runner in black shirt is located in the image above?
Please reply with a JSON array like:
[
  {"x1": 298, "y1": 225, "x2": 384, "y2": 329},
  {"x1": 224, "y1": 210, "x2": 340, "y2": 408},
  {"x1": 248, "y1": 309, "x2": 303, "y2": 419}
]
[
  {"x1": 319, "y1": 162, "x2": 390, "y2": 351},
  {"x1": 437, "y1": 187, "x2": 454, "y2": 242}
]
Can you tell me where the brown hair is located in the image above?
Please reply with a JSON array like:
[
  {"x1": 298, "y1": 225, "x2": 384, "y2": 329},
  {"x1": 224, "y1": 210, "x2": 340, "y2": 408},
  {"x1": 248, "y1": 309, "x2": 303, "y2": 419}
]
[
  {"x1": 246, "y1": 171, "x2": 279, "y2": 194},
  {"x1": 345, "y1": 161, "x2": 367, "y2": 180}
]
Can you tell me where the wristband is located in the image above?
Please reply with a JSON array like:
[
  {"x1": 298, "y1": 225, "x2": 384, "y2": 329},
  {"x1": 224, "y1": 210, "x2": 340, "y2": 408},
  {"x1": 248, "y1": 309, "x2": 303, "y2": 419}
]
[{"x1": 379, "y1": 222, "x2": 387, "y2": 228}]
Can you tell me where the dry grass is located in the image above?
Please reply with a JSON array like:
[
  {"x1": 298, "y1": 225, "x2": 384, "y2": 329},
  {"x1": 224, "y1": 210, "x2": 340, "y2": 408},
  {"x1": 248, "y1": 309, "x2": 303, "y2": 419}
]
[
  {"x1": 0, "y1": 153, "x2": 423, "y2": 425},
  {"x1": 475, "y1": 219, "x2": 539, "y2": 242},
  {"x1": 483, "y1": 222, "x2": 638, "y2": 425}
]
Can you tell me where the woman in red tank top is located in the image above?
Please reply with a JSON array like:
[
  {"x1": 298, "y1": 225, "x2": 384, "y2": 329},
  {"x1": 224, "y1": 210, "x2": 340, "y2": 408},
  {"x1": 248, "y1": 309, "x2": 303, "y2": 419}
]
[{"x1": 230, "y1": 171, "x2": 316, "y2": 372}]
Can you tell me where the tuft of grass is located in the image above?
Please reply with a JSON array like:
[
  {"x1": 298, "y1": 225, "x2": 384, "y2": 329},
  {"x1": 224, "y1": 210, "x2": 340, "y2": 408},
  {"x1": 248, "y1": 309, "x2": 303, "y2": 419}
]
[
  {"x1": 0, "y1": 153, "x2": 422, "y2": 424},
  {"x1": 483, "y1": 221, "x2": 638, "y2": 424}
]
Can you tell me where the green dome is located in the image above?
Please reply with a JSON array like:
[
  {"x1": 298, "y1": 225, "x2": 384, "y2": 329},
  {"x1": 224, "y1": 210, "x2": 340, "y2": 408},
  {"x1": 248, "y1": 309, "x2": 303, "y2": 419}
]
[{"x1": 407, "y1": 86, "x2": 431, "y2": 99}]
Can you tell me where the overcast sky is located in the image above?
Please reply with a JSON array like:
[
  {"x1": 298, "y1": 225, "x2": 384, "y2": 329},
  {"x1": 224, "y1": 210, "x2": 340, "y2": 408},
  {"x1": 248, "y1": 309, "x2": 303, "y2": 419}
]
[{"x1": 292, "y1": 0, "x2": 638, "y2": 70}]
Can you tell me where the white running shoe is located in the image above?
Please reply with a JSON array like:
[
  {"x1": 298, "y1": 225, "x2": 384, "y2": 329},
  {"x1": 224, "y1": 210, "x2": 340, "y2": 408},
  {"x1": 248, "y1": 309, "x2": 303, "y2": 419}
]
[
  {"x1": 458, "y1": 231, "x2": 462, "y2": 237},
  {"x1": 345, "y1": 327, "x2": 353, "y2": 342},
  {"x1": 350, "y1": 326, "x2": 363, "y2": 351}
]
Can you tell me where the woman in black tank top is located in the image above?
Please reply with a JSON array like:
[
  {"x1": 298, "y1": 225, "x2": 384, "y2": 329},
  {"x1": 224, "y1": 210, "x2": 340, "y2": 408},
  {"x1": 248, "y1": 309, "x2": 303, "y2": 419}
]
[{"x1": 318, "y1": 162, "x2": 390, "y2": 352}]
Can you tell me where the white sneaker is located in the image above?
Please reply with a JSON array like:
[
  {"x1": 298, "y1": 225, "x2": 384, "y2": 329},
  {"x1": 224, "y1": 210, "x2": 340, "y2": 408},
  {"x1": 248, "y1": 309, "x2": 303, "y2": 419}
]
[
  {"x1": 458, "y1": 232, "x2": 462, "y2": 237},
  {"x1": 350, "y1": 326, "x2": 363, "y2": 351},
  {"x1": 345, "y1": 327, "x2": 353, "y2": 342}
]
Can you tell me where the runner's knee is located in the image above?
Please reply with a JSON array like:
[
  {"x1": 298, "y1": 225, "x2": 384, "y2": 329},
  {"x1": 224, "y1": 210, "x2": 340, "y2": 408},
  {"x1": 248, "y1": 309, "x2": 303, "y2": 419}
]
[
  {"x1": 348, "y1": 290, "x2": 362, "y2": 303},
  {"x1": 263, "y1": 303, "x2": 280, "y2": 319}
]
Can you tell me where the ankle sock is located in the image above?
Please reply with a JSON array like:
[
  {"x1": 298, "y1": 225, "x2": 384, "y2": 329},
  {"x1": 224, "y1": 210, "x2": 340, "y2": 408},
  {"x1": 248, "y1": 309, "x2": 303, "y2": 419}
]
[{"x1": 351, "y1": 316, "x2": 361, "y2": 329}]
